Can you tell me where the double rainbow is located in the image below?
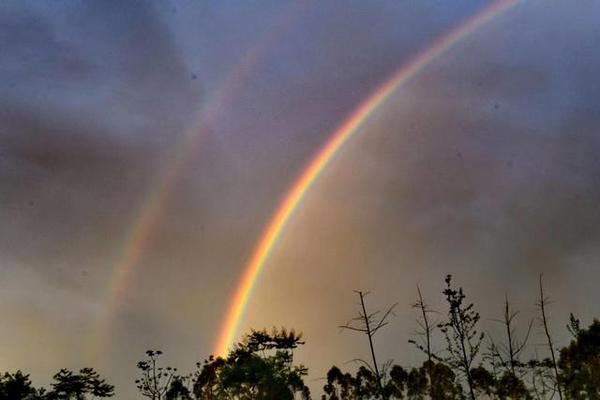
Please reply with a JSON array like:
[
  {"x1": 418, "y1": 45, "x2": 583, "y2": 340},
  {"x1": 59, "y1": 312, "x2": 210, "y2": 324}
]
[{"x1": 214, "y1": 0, "x2": 522, "y2": 356}]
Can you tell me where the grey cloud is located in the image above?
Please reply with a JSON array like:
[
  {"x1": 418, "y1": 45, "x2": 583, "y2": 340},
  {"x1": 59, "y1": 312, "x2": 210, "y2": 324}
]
[
  {"x1": 0, "y1": 8, "x2": 93, "y2": 85},
  {"x1": 0, "y1": 0, "x2": 203, "y2": 302}
]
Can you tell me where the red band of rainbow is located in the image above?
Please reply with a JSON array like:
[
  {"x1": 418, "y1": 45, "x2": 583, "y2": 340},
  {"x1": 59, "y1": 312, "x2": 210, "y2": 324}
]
[
  {"x1": 215, "y1": 0, "x2": 522, "y2": 357},
  {"x1": 86, "y1": 2, "x2": 305, "y2": 362}
]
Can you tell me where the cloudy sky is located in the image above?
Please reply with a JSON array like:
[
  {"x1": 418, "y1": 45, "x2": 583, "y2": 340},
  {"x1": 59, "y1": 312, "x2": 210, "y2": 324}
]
[{"x1": 2, "y1": 0, "x2": 600, "y2": 397}]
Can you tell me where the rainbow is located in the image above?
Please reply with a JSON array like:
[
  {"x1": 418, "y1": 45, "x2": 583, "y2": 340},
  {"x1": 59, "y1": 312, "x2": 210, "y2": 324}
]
[
  {"x1": 214, "y1": 0, "x2": 522, "y2": 356},
  {"x1": 86, "y1": 2, "x2": 305, "y2": 362}
]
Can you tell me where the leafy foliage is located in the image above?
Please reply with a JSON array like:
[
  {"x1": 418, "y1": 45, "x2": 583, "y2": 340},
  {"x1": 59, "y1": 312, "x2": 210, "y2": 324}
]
[
  {"x1": 0, "y1": 371, "x2": 39, "y2": 400},
  {"x1": 194, "y1": 328, "x2": 310, "y2": 400},
  {"x1": 0, "y1": 369, "x2": 113, "y2": 400},
  {"x1": 322, "y1": 361, "x2": 463, "y2": 400},
  {"x1": 559, "y1": 319, "x2": 600, "y2": 399},
  {"x1": 47, "y1": 368, "x2": 114, "y2": 400}
]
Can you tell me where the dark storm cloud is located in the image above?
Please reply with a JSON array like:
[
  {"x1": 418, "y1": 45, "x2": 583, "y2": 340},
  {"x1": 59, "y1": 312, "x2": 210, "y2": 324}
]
[
  {"x1": 74, "y1": 0, "x2": 201, "y2": 126},
  {"x1": 0, "y1": 114, "x2": 146, "y2": 299},
  {"x1": 1, "y1": 0, "x2": 200, "y2": 135},
  {"x1": 389, "y1": 51, "x2": 600, "y2": 280},
  {"x1": 0, "y1": 0, "x2": 201, "y2": 270},
  {"x1": 1, "y1": 104, "x2": 144, "y2": 178},
  {"x1": 0, "y1": 8, "x2": 93, "y2": 85},
  {"x1": 0, "y1": 0, "x2": 203, "y2": 392}
]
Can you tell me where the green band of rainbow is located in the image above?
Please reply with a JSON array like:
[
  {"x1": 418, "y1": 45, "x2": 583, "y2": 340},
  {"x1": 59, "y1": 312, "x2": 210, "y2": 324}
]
[
  {"x1": 85, "y1": 2, "x2": 305, "y2": 362},
  {"x1": 215, "y1": 0, "x2": 522, "y2": 356}
]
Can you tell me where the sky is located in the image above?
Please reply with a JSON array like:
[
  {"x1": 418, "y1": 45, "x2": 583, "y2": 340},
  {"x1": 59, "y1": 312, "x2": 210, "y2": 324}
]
[{"x1": 1, "y1": 0, "x2": 600, "y2": 397}]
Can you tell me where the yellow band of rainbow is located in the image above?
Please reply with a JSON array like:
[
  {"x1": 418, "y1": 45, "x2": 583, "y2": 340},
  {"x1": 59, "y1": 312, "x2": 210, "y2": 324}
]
[
  {"x1": 215, "y1": 0, "x2": 522, "y2": 357},
  {"x1": 86, "y1": 2, "x2": 305, "y2": 362}
]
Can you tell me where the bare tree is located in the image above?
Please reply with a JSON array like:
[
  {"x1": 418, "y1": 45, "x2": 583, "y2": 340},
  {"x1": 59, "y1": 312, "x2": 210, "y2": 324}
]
[
  {"x1": 490, "y1": 296, "x2": 532, "y2": 376},
  {"x1": 409, "y1": 285, "x2": 438, "y2": 398},
  {"x1": 340, "y1": 290, "x2": 397, "y2": 399},
  {"x1": 536, "y1": 275, "x2": 563, "y2": 400}
]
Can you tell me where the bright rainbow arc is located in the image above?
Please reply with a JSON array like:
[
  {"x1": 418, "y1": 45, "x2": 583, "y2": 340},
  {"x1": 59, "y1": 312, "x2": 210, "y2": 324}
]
[
  {"x1": 215, "y1": 0, "x2": 522, "y2": 357},
  {"x1": 86, "y1": 1, "x2": 305, "y2": 362}
]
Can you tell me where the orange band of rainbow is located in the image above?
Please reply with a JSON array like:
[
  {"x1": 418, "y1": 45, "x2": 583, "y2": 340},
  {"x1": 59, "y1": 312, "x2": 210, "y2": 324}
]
[
  {"x1": 86, "y1": 2, "x2": 305, "y2": 362},
  {"x1": 215, "y1": 0, "x2": 522, "y2": 356}
]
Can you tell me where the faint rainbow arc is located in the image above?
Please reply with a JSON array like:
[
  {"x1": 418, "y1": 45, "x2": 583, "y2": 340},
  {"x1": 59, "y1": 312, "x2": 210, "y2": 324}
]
[
  {"x1": 87, "y1": 1, "x2": 306, "y2": 361},
  {"x1": 215, "y1": 0, "x2": 522, "y2": 356}
]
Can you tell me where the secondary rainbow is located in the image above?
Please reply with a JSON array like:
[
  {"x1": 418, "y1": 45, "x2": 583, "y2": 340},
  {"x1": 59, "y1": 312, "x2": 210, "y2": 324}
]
[
  {"x1": 86, "y1": 2, "x2": 305, "y2": 362},
  {"x1": 215, "y1": 0, "x2": 522, "y2": 356}
]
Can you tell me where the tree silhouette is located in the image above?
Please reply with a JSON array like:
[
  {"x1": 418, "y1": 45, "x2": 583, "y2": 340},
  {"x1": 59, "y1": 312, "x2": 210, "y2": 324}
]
[
  {"x1": 424, "y1": 361, "x2": 463, "y2": 400},
  {"x1": 165, "y1": 376, "x2": 193, "y2": 400},
  {"x1": 438, "y1": 275, "x2": 484, "y2": 400},
  {"x1": 494, "y1": 296, "x2": 532, "y2": 376},
  {"x1": 0, "y1": 369, "x2": 113, "y2": 400},
  {"x1": 322, "y1": 361, "x2": 463, "y2": 399},
  {"x1": 558, "y1": 319, "x2": 600, "y2": 399},
  {"x1": 194, "y1": 328, "x2": 310, "y2": 400},
  {"x1": 135, "y1": 350, "x2": 179, "y2": 400},
  {"x1": 480, "y1": 296, "x2": 532, "y2": 399},
  {"x1": 0, "y1": 371, "x2": 39, "y2": 400},
  {"x1": 193, "y1": 356, "x2": 224, "y2": 400},
  {"x1": 408, "y1": 286, "x2": 463, "y2": 399},
  {"x1": 340, "y1": 291, "x2": 396, "y2": 398},
  {"x1": 46, "y1": 368, "x2": 114, "y2": 399},
  {"x1": 322, "y1": 366, "x2": 354, "y2": 400},
  {"x1": 536, "y1": 275, "x2": 563, "y2": 400}
]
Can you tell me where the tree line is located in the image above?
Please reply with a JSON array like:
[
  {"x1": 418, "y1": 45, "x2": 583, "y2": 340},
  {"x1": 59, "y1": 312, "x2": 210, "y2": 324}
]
[{"x1": 2, "y1": 275, "x2": 599, "y2": 399}]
